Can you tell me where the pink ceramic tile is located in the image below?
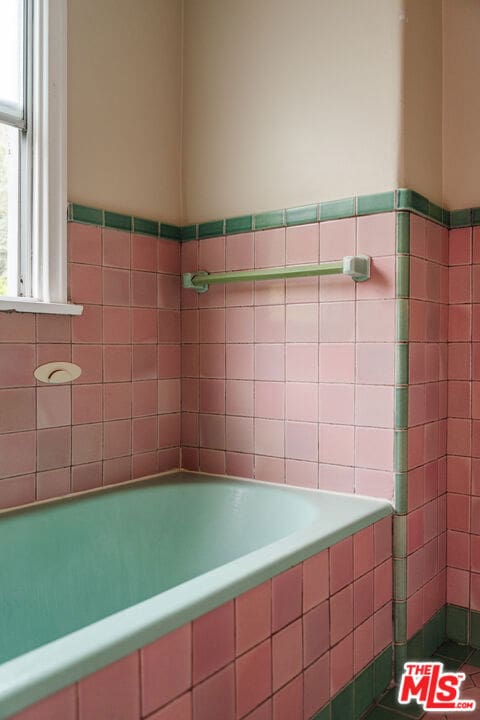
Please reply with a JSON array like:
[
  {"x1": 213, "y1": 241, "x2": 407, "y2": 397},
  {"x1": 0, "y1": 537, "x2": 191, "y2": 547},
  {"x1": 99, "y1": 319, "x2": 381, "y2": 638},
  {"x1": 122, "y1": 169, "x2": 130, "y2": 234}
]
[
  {"x1": 255, "y1": 228, "x2": 285, "y2": 268},
  {"x1": 285, "y1": 303, "x2": 318, "y2": 343},
  {"x1": 353, "y1": 526, "x2": 374, "y2": 579},
  {"x1": 303, "y1": 653, "x2": 329, "y2": 720},
  {"x1": 449, "y1": 227, "x2": 472, "y2": 265},
  {"x1": 303, "y1": 599, "x2": 329, "y2": 666},
  {"x1": 286, "y1": 344, "x2": 318, "y2": 382},
  {"x1": 330, "y1": 584, "x2": 353, "y2": 644},
  {"x1": 355, "y1": 427, "x2": 394, "y2": 471},
  {"x1": 71, "y1": 462, "x2": 103, "y2": 492},
  {"x1": 285, "y1": 421, "x2": 318, "y2": 461},
  {"x1": 286, "y1": 276, "x2": 319, "y2": 304},
  {"x1": 447, "y1": 418, "x2": 472, "y2": 457},
  {"x1": 158, "y1": 310, "x2": 181, "y2": 344},
  {"x1": 147, "y1": 693, "x2": 192, "y2": 720},
  {"x1": 329, "y1": 536, "x2": 354, "y2": 594},
  {"x1": 102, "y1": 267, "x2": 130, "y2": 306},
  {"x1": 254, "y1": 456, "x2": 285, "y2": 483},
  {"x1": 36, "y1": 427, "x2": 70, "y2": 472},
  {"x1": 181, "y1": 344, "x2": 198, "y2": 378},
  {"x1": 132, "y1": 415, "x2": 157, "y2": 453},
  {"x1": 104, "y1": 383, "x2": 131, "y2": 421},
  {"x1": 69, "y1": 263, "x2": 102, "y2": 304},
  {"x1": 36, "y1": 467, "x2": 71, "y2": 500},
  {"x1": 236, "y1": 639, "x2": 272, "y2": 718},
  {"x1": 103, "y1": 345, "x2": 132, "y2": 382},
  {"x1": 158, "y1": 379, "x2": 180, "y2": 413},
  {"x1": 199, "y1": 378, "x2": 225, "y2": 414},
  {"x1": 158, "y1": 274, "x2": 180, "y2": 310},
  {"x1": 320, "y1": 217, "x2": 355, "y2": 261},
  {"x1": 181, "y1": 310, "x2": 199, "y2": 344},
  {"x1": 447, "y1": 566, "x2": 470, "y2": 607},
  {"x1": 36, "y1": 315, "x2": 71, "y2": 343},
  {"x1": 319, "y1": 302, "x2": 355, "y2": 342},
  {"x1": 181, "y1": 412, "x2": 198, "y2": 446},
  {"x1": 254, "y1": 381, "x2": 284, "y2": 419},
  {"x1": 0, "y1": 344, "x2": 35, "y2": 388},
  {"x1": 319, "y1": 424, "x2": 354, "y2": 467},
  {"x1": 254, "y1": 418, "x2": 284, "y2": 457},
  {"x1": 355, "y1": 385, "x2": 394, "y2": 428},
  {"x1": 303, "y1": 550, "x2": 329, "y2": 612},
  {"x1": 226, "y1": 233, "x2": 254, "y2": 271},
  {"x1": 373, "y1": 602, "x2": 393, "y2": 654},
  {"x1": 71, "y1": 423, "x2": 102, "y2": 465},
  {"x1": 226, "y1": 344, "x2": 254, "y2": 380},
  {"x1": 450, "y1": 265, "x2": 472, "y2": 304},
  {"x1": 132, "y1": 380, "x2": 157, "y2": 417},
  {"x1": 285, "y1": 459, "x2": 318, "y2": 488},
  {"x1": 285, "y1": 223, "x2": 319, "y2": 266},
  {"x1": 355, "y1": 468, "x2": 393, "y2": 501},
  {"x1": 103, "y1": 306, "x2": 130, "y2": 344},
  {"x1": 157, "y1": 239, "x2": 180, "y2": 275},
  {"x1": 318, "y1": 384, "x2": 354, "y2": 425},
  {"x1": 72, "y1": 345, "x2": 102, "y2": 383},
  {"x1": 255, "y1": 305, "x2": 285, "y2": 343},
  {"x1": 198, "y1": 448, "x2": 225, "y2": 474},
  {"x1": 409, "y1": 213, "x2": 426, "y2": 258},
  {"x1": 354, "y1": 616, "x2": 374, "y2": 674},
  {"x1": 374, "y1": 560, "x2": 393, "y2": 611},
  {"x1": 356, "y1": 300, "x2": 395, "y2": 342},
  {"x1": 78, "y1": 654, "x2": 140, "y2": 720},
  {"x1": 102, "y1": 228, "x2": 130, "y2": 268},
  {"x1": 272, "y1": 619, "x2": 302, "y2": 691},
  {"x1": 225, "y1": 307, "x2": 254, "y2": 343},
  {"x1": 226, "y1": 281, "x2": 254, "y2": 307},
  {"x1": 199, "y1": 414, "x2": 225, "y2": 450},
  {"x1": 199, "y1": 309, "x2": 225, "y2": 343},
  {"x1": 374, "y1": 518, "x2": 394, "y2": 564},
  {"x1": 225, "y1": 452, "x2": 253, "y2": 478},
  {"x1": 102, "y1": 420, "x2": 130, "y2": 460},
  {"x1": 236, "y1": 581, "x2": 271, "y2": 656},
  {"x1": 36, "y1": 386, "x2": 71, "y2": 429},
  {"x1": 357, "y1": 212, "x2": 396, "y2": 257},
  {"x1": 13, "y1": 686, "x2": 77, "y2": 720},
  {"x1": 181, "y1": 378, "x2": 198, "y2": 413},
  {"x1": 272, "y1": 566, "x2": 302, "y2": 632},
  {"x1": 356, "y1": 343, "x2": 395, "y2": 385},
  {"x1": 0, "y1": 313, "x2": 34, "y2": 343},
  {"x1": 132, "y1": 308, "x2": 157, "y2": 344},
  {"x1": 225, "y1": 416, "x2": 253, "y2": 454},
  {"x1": 329, "y1": 632, "x2": 353, "y2": 696},
  {"x1": 0, "y1": 388, "x2": 35, "y2": 433},
  {"x1": 319, "y1": 343, "x2": 355, "y2": 383},
  {"x1": 226, "y1": 380, "x2": 254, "y2": 417},
  {"x1": 131, "y1": 270, "x2": 157, "y2": 307},
  {"x1": 132, "y1": 233, "x2": 157, "y2": 271},
  {"x1": 253, "y1": 276, "x2": 284, "y2": 306},
  {"x1": 193, "y1": 602, "x2": 234, "y2": 683},
  {"x1": 199, "y1": 236, "x2": 225, "y2": 272},
  {"x1": 141, "y1": 624, "x2": 191, "y2": 716},
  {"x1": 132, "y1": 451, "x2": 158, "y2": 479},
  {"x1": 68, "y1": 222, "x2": 102, "y2": 265},
  {"x1": 449, "y1": 305, "x2": 472, "y2": 342},
  {"x1": 272, "y1": 675, "x2": 303, "y2": 720},
  {"x1": 103, "y1": 456, "x2": 132, "y2": 485},
  {"x1": 356, "y1": 256, "x2": 396, "y2": 300},
  {"x1": 254, "y1": 345, "x2": 284, "y2": 382},
  {"x1": 0, "y1": 474, "x2": 35, "y2": 509}
]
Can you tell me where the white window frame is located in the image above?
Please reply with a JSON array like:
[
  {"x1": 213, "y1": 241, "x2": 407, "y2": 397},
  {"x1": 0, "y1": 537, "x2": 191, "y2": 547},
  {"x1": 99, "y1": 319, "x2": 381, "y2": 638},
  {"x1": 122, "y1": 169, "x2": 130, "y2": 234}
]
[{"x1": 0, "y1": 0, "x2": 82, "y2": 315}]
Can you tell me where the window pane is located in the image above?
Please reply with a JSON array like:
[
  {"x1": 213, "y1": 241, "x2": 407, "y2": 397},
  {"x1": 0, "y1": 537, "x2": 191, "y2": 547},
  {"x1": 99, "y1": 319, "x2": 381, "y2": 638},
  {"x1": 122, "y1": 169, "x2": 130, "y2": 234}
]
[
  {"x1": 0, "y1": 0, "x2": 24, "y2": 122},
  {"x1": 0, "y1": 123, "x2": 19, "y2": 296}
]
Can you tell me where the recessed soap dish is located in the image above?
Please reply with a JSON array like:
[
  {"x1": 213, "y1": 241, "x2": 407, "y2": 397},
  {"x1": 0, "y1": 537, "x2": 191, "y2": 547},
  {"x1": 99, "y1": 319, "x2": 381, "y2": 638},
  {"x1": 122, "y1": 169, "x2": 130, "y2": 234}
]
[{"x1": 34, "y1": 362, "x2": 82, "y2": 384}]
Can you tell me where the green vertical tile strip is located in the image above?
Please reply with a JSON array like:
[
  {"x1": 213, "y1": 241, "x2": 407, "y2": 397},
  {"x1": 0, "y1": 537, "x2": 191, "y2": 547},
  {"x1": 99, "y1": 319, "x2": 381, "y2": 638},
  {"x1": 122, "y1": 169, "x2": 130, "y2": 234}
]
[
  {"x1": 396, "y1": 212, "x2": 410, "y2": 254},
  {"x1": 357, "y1": 191, "x2": 395, "y2": 215},
  {"x1": 395, "y1": 387, "x2": 408, "y2": 430},
  {"x1": 394, "y1": 431, "x2": 408, "y2": 474},
  {"x1": 133, "y1": 217, "x2": 159, "y2": 237},
  {"x1": 319, "y1": 197, "x2": 355, "y2": 221},
  {"x1": 254, "y1": 209, "x2": 285, "y2": 230},
  {"x1": 393, "y1": 557, "x2": 407, "y2": 600},
  {"x1": 394, "y1": 473, "x2": 408, "y2": 514},
  {"x1": 395, "y1": 344, "x2": 409, "y2": 386},
  {"x1": 396, "y1": 299, "x2": 409, "y2": 343},
  {"x1": 104, "y1": 211, "x2": 132, "y2": 231},
  {"x1": 286, "y1": 204, "x2": 318, "y2": 226},
  {"x1": 225, "y1": 215, "x2": 253, "y2": 234},
  {"x1": 71, "y1": 203, "x2": 103, "y2": 225},
  {"x1": 396, "y1": 256, "x2": 410, "y2": 299},
  {"x1": 393, "y1": 515, "x2": 406, "y2": 557},
  {"x1": 394, "y1": 601, "x2": 407, "y2": 643}
]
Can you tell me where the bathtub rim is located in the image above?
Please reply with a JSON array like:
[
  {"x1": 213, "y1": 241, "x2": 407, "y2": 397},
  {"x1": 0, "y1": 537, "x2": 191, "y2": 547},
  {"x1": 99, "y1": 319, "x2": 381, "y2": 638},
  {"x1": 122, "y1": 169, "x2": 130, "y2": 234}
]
[{"x1": 0, "y1": 469, "x2": 392, "y2": 719}]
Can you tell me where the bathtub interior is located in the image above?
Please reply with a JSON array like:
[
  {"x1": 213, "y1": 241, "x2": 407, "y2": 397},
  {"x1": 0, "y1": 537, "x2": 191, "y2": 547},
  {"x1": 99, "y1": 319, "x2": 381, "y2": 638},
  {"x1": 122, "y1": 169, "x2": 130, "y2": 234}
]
[{"x1": 0, "y1": 471, "x2": 332, "y2": 664}]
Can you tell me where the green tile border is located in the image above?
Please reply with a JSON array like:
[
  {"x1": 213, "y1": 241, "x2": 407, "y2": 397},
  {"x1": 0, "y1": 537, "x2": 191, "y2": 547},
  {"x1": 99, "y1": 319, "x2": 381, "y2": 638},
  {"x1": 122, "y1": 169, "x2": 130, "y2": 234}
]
[
  {"x1": 286, "y1": 204, "x2": 318, "y2": 226},
  {"x1": 357, "y1": 191, "x2": 395, "y2": 215},
  {"x1": 67, "y1": 203, "x2": 181, "y2": 242},
  {"x1": 225, "y1": 215, "x2": 253, "y2": 235},
  {"x1": 319, "y1": 197, "x2": 355, "y2": 221},
  {"x1": 133, "y1": 217, "x2": 158, "y2": 237},
  {"x1": 104, "y1": 210, "x2": 132, "y2": 232},
  {"x1": 445, "y1": 605, "x2": 480, "y2": 647},
  {"x1": 70, "y1": 203, "x2": 103, "y2": 226},
  {"x1": 254, "y1": 209, "x2": 285, "y2": 230}
]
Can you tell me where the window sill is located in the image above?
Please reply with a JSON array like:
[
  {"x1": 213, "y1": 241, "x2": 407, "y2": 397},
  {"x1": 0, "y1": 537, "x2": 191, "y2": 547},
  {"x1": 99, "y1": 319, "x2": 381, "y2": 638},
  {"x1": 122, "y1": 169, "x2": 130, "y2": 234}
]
[{"x1": 0, "y1": 297, "x2": 83, "y2": 316}]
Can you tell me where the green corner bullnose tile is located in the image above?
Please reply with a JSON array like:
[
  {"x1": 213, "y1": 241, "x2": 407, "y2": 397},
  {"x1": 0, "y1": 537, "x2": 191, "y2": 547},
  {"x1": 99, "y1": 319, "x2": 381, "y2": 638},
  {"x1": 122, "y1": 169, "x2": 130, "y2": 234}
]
[{"x1": 181, "y1": 225, "x2": 197, "y2": 241}]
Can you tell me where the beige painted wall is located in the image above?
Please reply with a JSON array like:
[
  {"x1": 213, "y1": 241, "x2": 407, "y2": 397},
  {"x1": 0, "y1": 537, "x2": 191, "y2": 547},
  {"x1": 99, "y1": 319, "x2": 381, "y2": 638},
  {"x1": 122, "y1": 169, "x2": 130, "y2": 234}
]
[
  {"x1": 67, "y1": 0, "x2": 183, "y2": 224},
  {"x1": 182, "y1": 0, "x2": 405, "y2": 223},
  {"x1": 443, "y1": 0, "x2": 480, "y2": 210}
]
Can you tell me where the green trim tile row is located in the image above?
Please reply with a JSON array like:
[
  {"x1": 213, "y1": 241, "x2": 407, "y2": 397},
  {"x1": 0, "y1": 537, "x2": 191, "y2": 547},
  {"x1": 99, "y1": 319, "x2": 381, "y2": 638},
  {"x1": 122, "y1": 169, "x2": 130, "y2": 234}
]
[{"x1": 68, "y1": 203, "x2": 182, "y2": 242}]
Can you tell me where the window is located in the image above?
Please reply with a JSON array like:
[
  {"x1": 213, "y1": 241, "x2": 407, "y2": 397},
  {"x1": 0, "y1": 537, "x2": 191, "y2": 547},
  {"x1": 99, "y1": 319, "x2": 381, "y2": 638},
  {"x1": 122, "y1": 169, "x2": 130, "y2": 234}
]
[{"x1": 0, "y1": 0, "x2": 81, "y2": 315}]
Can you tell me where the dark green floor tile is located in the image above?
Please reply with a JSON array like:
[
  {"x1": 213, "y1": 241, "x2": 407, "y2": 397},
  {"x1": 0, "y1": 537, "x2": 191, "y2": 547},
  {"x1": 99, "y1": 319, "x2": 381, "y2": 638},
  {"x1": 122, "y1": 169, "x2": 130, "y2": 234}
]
[
  {"x1": 436, "y1": 640, "x2": 471, "y2": 661},
  {"x1": 446, "y1": 605, "x2": 469, "y2": 644},
  {"x1": 406, "y1": 631, "x2": 423, "y2": 660},
  {"x1": 375, "y1": 647, "x2": 393, "y2": 696},
  {"x1": 312, "y1": 706, "x2": 330, "y2": 720},
  {"x1": 365, "y1": 707, "x2": 409, "y2": 720},
  {"x1": 331, "y1": 684, "x2": 353, "y2": 720},
  {"x1": 355, "y1": 664, "x2": 374, "y2": 719},
  {"x1": 471, "y1": 611, "x2": 480, "y2": 648},
  {"x1": 432, "y1": 653, "x2": 464, "y2": 670},
  {"x1": 378, "y1": 688, "x2": 423, "y2": 718}
]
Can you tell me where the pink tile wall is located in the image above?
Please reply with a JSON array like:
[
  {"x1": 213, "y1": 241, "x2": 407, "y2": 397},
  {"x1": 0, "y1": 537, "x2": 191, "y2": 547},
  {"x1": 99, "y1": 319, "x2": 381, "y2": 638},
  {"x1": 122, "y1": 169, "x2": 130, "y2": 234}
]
[
  {"x1": 11, "y1": 516, "x2": 392, "y2": 720},
  {"x1": 405, "y1": 214, "x2": 448, "y2": 639},
  {"x1": 447, "y1": 226, "x2": 480, "y2": 612},
  {"x1": 181, "y1": 215, "x2": 397, "y2": 501},
  {"x1": 0, "y1": 223, "x2": 181, "y2": 509}
]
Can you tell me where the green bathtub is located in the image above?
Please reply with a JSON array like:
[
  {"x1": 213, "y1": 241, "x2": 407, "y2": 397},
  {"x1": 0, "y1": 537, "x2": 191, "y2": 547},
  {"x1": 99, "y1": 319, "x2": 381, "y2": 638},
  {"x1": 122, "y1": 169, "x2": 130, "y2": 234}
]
[{"x1": 0, "y1": 470, "x2": 391, "y2": 718}]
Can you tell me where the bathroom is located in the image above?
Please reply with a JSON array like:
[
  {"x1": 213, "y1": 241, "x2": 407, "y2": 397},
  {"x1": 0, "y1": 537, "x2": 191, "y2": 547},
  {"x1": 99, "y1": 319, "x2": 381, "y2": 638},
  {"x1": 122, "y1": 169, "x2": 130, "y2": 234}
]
[{"x1": 0, "y1": 0, "x2": 478, "y2": 718}]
